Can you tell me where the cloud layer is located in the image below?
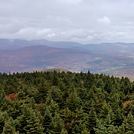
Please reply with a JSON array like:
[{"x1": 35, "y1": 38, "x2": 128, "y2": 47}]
[{"x1": 0, "y1": 0, "x2": 134, "y2": 43}]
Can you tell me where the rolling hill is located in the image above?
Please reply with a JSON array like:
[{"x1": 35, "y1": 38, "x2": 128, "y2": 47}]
[{"x1": 0, "y1": 39, "x2": 134, "y2": 80}]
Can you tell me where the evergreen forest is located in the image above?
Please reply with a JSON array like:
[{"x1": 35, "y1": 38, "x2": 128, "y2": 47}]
[{"x1": 0, "y1": 71, "x2": 134, "y2": 134}]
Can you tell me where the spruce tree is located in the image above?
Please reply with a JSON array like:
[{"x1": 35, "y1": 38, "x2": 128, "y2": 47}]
[{"x1": 2, "y1": 117, "x2": 16, "y2": 134}]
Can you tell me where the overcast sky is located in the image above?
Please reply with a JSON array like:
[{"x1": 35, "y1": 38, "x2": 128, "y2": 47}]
[{"x1": 0, "y1": 0, "x2": 134, "y2": 43}]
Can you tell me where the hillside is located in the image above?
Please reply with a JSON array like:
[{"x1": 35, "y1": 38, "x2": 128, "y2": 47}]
[{"x1": 0, "y1": 39, "x2": 134, "y2": 79}]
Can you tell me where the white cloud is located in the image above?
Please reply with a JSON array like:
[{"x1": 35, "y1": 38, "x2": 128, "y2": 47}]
[
  {"x1": 97, "y1": 16, "x2": 111, "y2": 25},
  {"x1": 47, "y1": 33, "x2": 56, "y2": 38},
  {"x1": 0, "y1": 0, "x2": 134, "y2": 43}
]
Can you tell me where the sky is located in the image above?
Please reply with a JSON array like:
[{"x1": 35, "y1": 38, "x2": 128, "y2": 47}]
[{"x1": 0, "y1": 0, "x2": 134, "y2": 43}]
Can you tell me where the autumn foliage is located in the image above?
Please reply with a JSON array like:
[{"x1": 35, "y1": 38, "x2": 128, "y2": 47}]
[
  {"x1": 6, "y1": 93, "x2": 17, "y2": 100},
  {"x1": 122, "y1": 100, "x2": 133, "y2": 108}
]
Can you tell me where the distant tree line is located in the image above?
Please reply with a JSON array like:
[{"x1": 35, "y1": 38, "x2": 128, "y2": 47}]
[{"x1": 0, "y1": 71, "x2": 134, "y2": 133}]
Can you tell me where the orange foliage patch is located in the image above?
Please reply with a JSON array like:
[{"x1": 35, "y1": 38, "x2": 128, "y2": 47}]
[
  {"x1": 6, "y1": 93, "x2": 17, "y2": 100},
  {"x1": 122, "y1": 100, "x2": 133, "y2": 108}
]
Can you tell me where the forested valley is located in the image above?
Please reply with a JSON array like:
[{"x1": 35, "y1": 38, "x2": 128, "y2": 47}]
[{"x1": 0, "y1": 71, "x2": 134, "y2": 134}]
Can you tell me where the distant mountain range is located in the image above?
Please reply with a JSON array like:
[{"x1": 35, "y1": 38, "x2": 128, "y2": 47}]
[{"x1": 0, "y1": 39, "x2": 134, "y2": 80}]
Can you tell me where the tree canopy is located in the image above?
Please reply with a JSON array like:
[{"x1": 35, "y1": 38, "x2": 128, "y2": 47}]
[{"x1": 0, "y1": 71, "x2": 134, "y2": 133}]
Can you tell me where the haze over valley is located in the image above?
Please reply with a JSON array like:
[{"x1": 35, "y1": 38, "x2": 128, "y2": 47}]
[{"x1": 0, "y1": 39, "x2": 134, "y2": 80}]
